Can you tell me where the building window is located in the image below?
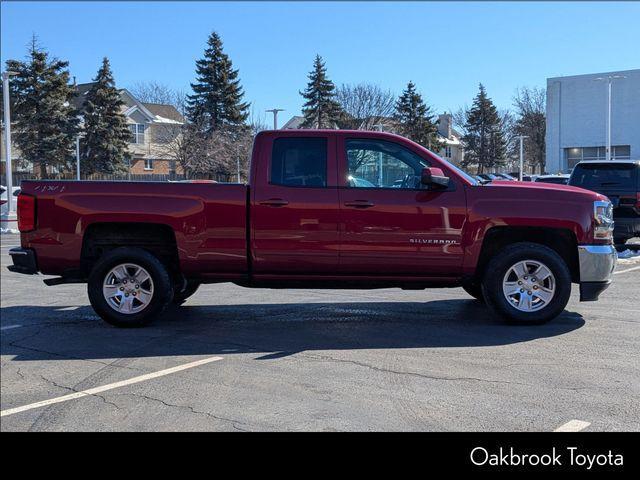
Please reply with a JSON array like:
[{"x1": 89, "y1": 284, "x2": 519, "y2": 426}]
[
  {"x1": 444, "y1": 146, "x2": 452, "y2": 158},
  {"x1": 144, "y1": 158, "x2": 153, "y2": 170},
  {"x1": 565, "y1": 145, "x2": 631, "y2": 169},
  {"x1": 129, "y1": 124, "x2": 146, "y2": 144}
]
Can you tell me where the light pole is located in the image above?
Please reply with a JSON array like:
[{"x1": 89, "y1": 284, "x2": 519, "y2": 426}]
[
  {"x1": 75, "y1": 135, "x2": 81, "y2": 180},
  {"x1": 595, "y1": 75, "x2": 626, "y2": 161},
  {"x1": 266, "y1": 108, "x2": 285, "y2": 130},
  {"x1": 2, "y1": 70, "x2": 18, "y2": 214},
  {"x1": 517, "y1": 135, "x2": 529, "y2": 181},
  {"x1": 236, "y1": 145, "x2": 241, "y2": 183},
  {"x1": 373, "y1": 124, "x2": 384, "y2": 186}
]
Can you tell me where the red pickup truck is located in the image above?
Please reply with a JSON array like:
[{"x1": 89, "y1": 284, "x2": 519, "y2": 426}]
[{"x1": 9, "y1": 130, "x2": 617, "y2": 327}]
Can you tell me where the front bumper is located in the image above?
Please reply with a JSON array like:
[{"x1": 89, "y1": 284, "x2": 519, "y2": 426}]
[
  {"x1": 578, "y1": 244, "x2": 616, "y2": 301},
  {"x1": 7, "y1": 247, "x2": 38, "y2": 275}
]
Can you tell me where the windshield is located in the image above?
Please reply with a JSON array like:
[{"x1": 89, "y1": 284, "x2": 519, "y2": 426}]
[{"x1": 570, "y1": 163, "x2": 639, "y2": 190}]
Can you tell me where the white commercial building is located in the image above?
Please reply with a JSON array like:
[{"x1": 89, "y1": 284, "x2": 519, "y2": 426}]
[{"x1": 546, "y1": 69, "x2": 640, "y2": 173}]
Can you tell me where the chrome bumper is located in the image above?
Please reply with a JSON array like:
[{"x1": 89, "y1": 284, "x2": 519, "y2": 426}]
[
  {"x1": 577, "y1": 245, "x2": 616, "y2": 301},
  {"x1": 578, "y1": 245, "x2": 617, "y2": 282}
]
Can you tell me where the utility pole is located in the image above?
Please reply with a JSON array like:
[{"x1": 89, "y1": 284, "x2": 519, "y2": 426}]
[
  {"x1": 266, "y1": 108, "x2": 285, "y2": 130},
  {"x1": 595, "y1": 75, "x2": 626, "y2": 161},
  {"x1": 2, "y1": 71, "x2": 18, "y2": 214}
]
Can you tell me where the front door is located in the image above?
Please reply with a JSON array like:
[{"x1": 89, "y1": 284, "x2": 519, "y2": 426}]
[
  {"x1": 251, "y1": 134, "x2": 340, "y2": 274},
  {"x1": 337, "y1": 135, "x2": 467, "y2": 276}
]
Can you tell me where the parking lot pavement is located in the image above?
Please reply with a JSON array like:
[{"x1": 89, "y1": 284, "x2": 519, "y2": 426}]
[{"x1": 1, "y1": 233, "x2": 639, "y2": 431}]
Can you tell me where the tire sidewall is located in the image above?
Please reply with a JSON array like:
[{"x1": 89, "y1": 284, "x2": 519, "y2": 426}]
[
  {"x1": 88, "y1": 247, "x2": 173, "y2": 327},
  {"x1": 482, "y1": 243, "x2": 571, "y2": 325}
]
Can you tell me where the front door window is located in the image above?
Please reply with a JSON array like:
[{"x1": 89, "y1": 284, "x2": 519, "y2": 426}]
[{"x1": 345, "y1": 139, "x2": 429, "y2": 189}]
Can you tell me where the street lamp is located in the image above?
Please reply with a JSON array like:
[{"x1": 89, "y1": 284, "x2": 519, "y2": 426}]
[
  {"x1": 266, "y1": 108, "x2": 285, "y2": 130},
  {"x1": 2, "y1": 70, "x2": 18, "y2": 214},
  {"x1": 517, "y1": 135, "x2": 529, "y2": 181},
  {"x1": 594, "y1": 75, "x2": 626, "y2": 161},
  {"x1": 373, "y1": 124, "x2": 385, "y2": 186}
]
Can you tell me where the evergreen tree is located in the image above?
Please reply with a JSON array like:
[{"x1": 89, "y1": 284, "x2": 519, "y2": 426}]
[
  {"x1": 300, "y1": 55, "x2": 342, "y2": 128},
  {"x1": 462, "y1": 84, "x2": 507, "y2": 173},
  {"x1": 4, "y1": 38, "x2": 79, "y2": 178},
  {"x1": 394, "y1": 81, "x2": 440, "y2": 149},
  {"x1": 80, "y1": 57, "x2": 131, "y2": 175},
  {"x1": 187, "y1": 32, "x2": 249, "y2": 132}
]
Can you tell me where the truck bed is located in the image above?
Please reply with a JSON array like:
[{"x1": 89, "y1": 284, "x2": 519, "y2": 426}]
[{"x1": 19, "y1": 180, "x2": 248, "y2": 277}]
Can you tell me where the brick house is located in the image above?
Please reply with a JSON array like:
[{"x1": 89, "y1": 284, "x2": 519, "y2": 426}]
[{"x1": 72, "y1": 83, "x2": 185, "y2": 175}]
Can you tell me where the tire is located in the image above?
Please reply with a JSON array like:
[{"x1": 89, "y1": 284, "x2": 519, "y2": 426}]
[
  {"x1": 88, "y1": 247, "x2": 173, "y2": 327},
  {"x1": 173, "y1": 281, "x2": 200, "y2": 305},
  {"x1": 481, "y1": 242, "x2": 571, "y2": 325},
  {"x1": 462, "y1": 282, "x2": 484, "y2": 302}
]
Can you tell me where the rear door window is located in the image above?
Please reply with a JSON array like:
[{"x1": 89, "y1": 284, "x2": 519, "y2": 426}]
[{"x1": 270, "y1": 137, "x2": 327, "y2": 187}]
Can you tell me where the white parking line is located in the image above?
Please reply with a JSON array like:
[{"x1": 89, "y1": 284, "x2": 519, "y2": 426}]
[
  {"x1": 614, "y1": 265, "x2": 640, "y2": 275},
  {"x1": 554, "y1": 420, "x2": 591, "y2": 432},
  {"x1": 0, "y1": 356, "x2": 223, "y2": 417},
  {"x1": 0, "y1": 324, "x2": 22, "y2": 331}
]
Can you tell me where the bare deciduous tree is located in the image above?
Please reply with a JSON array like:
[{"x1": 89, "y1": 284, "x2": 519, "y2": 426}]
[
  {"x1": 335, "y1": 83, "x2": 396, "y2": 130},
  {"x1": 511, "y1": 86, "x2": 546, "y2": 174},
  {"x1": 129, "y1": 81, "x2": 188, "y2": 116}
]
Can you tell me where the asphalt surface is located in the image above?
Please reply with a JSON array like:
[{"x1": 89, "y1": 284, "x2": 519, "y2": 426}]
[{"x1": 1, "y1": 232, "x2": 639, "y2": 431}]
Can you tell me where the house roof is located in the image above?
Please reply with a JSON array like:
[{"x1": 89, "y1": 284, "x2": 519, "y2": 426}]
[
  {"x1": 70, "y1": 82, "x2": 97, "y2": 110},
  {"x1": 281, "y1": 115, "x2": 305, "y2": 129},
  {"x1": 142, "y1": 103, "x2": 185, "y2": 123},
  {"x1": 71, "y1": 83, "x2": 184, "y2": 124}
]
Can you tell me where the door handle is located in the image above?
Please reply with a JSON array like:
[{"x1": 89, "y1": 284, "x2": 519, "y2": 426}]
[
  {"x1": 260, "y1": 198, "x2": 289, "y2": 207},
  {"x1": 344, "y1": 200, "x2": 375, "y2": 208}
]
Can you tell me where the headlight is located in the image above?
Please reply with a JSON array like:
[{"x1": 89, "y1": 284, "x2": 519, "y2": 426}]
[{"x1": 593, "y1": 200, "x2": 614, "y2": 240}]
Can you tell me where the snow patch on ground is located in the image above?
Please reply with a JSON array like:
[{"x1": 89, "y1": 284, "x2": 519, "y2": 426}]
[
  {"x1": 1, "y1": 228, "x2": 19, "y2": 234},
  {"x1": 617, "y1": 246, "x2": 640, "y2": 264}
]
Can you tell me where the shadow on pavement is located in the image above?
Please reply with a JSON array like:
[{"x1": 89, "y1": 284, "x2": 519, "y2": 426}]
[{"x1": 1, "y1": 299, "x2": 585, "y2": 362}]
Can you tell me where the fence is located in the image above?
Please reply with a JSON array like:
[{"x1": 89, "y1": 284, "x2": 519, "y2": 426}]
[{"x1": 2, "y1": 171, "x2": 237, "y2": 186}]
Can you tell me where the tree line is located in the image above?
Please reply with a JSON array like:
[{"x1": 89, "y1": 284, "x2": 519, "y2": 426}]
[{"x1": 1, "y1": 32, "x2": 546, "y2": 179}]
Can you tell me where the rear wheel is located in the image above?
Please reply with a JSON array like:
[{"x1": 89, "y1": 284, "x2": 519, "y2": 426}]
[
  {"x1": 481, "y1": 242, "x2": 571, "y2": 325},
  {"x1": 88, "y1": 247, "x2": 173, "y2": 327}
]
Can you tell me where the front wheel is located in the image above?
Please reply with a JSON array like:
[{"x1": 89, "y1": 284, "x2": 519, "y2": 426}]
[
  {"x1": 481, "y1": 242, "x2": 571, "y2": 325},
  {"x1": 88, "y1": 247, "x2": 173, "y2": 327}
]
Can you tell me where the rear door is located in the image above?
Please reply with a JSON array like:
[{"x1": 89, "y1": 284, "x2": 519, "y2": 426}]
[
  {"x1": 337, "y1": 134, "x2": 467, "y2": 276},
  {"x1": 251, "y1": 133, "x2": 340, "y2": 274}
]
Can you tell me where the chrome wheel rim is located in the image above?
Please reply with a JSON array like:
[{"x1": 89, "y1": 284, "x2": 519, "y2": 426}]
[
  {"x1": 102, "y1": 263, "x2": 154, "y2": 314},
  {"x1": 502, "y1": 260, "x2": 556, "y2": 312}
]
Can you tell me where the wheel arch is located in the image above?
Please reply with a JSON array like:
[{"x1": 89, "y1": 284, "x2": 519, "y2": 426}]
[
  {"x1": 81, "y1": 222, "x2": 180, "y2": 278},
  {"x1": 474, "y1": 226, "x2": 579, "y2": 284}
]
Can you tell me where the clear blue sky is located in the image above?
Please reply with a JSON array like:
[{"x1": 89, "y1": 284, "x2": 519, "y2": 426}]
[{"x1": 2, "y1": 1, "x2": 639, "y2": 124}]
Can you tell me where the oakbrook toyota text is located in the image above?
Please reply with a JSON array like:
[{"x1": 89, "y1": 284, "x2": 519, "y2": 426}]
[{"x1": 470, "y1": 446, "x2": 624, "y2": 469}]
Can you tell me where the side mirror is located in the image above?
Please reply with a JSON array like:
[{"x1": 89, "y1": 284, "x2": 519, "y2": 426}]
[{"x1": 421, "y1": 167, "x2": 450, "y2": 189}]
